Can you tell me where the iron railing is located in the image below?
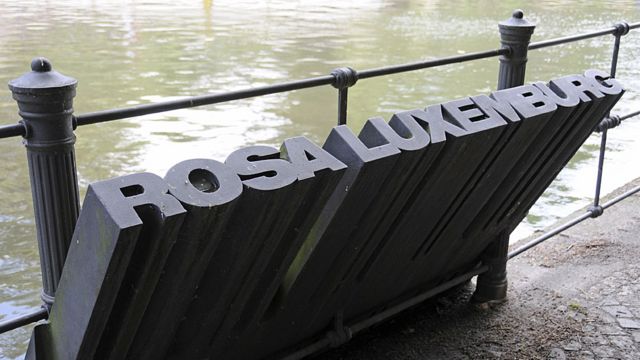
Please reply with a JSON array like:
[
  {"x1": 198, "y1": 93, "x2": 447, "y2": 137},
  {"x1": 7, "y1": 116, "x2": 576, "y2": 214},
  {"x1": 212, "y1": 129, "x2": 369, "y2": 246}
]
[{"x1": 0, "y1": 11, "x2": 639, "y2": 340}]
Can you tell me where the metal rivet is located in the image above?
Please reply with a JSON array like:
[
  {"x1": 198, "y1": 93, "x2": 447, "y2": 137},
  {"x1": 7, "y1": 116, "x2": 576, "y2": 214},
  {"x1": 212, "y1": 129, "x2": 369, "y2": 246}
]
[
  {"x1": 31, "y1": 57, "x2": 52, "y2": 73},
  {"x1": 512, "y1": 9, "x2": 524, "y2": 19}
]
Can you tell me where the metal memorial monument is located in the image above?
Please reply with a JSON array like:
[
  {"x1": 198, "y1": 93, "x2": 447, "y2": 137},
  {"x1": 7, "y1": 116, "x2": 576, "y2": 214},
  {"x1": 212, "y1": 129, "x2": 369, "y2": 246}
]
[
  {"x1": 0, "y1": 10, "x2": 638, "y2": 360},
  {"x1": 23, "y1": 71, "x2": 625, "y2": 359}
]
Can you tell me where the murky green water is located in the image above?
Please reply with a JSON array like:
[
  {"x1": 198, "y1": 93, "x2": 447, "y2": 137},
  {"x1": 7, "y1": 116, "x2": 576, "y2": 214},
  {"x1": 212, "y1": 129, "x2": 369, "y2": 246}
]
[{"x1": 0, "y1": 1, "x2": 639, "y2": 358}]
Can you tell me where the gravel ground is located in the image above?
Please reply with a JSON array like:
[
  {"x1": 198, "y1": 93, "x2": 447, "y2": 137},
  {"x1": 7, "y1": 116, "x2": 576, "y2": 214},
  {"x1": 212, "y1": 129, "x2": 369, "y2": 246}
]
[{"x1": 317, "y1": 178, "x2": 640, "y2": 360}]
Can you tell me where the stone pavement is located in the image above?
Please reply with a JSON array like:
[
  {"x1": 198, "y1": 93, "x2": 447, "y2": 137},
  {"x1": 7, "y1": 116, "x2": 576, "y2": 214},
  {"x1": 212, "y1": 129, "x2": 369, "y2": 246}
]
[{"x1": 319, "y1": 178, "x2": 640, "y2": 359}]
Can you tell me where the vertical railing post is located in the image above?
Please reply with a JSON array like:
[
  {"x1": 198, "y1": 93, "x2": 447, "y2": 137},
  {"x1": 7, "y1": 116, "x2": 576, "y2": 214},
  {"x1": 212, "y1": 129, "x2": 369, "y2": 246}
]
[
  {"x1": 496, "y1": 10, "x2": 535, "y2": 90},
  {"x1": 472, "y1": 10, "x2": 535, "y2": 304},
  {"x1": 590, "y1": 22, "x2": 629, "y2": 217},
  {"x1": 331, "y1": 67, "x2": 358, "y2": 126},
  {"x1": 8, "y1": 57, "x2": 80, "y2": 310}
]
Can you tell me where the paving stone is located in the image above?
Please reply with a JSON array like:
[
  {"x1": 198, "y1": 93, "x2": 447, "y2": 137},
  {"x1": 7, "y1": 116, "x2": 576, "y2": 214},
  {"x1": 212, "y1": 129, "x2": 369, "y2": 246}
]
[
  {"x1": 620, "y1": 293, "x2": 640, "y2": 306},
  {"x1": 562, "y1": 340, "x2": 582, "y2": 351},
  {"x1": 486, "y1": 349, "x2": 502, "y2": 358},
  {"x1": 629, "y1": 307, "x2": 640, "y2": 318},
  {"x1": 617, "y1": 318, "x2": 640, "y2": 329},
  {"x1": 602, "y1": 305, "x2": 635, "y2": 318},
  {"x1": 597, "y1": 311, "x2": 618, "y2": 324},
  {"x1": 548, "y1": 348, "x2": 566, "y2": 360},
  {"x1": 575, "y1": 350, "x2": 595, "y2": 360},
  {"x1": 591, "y1": 345, "x2": 617, "y2": 358},
  {"x1": 581, "y1": 335, "x2": 609, "y2": 346},
  {"x1": 597, "y1": 324, "x2": 627, "y2": 335},
  {"x1": 601, "y1": 298, "x2": 620, "y2": 306},
  {"x1": 621, "y1": 286, "x2": 633, "y2": 296},
  {"x1": 620, "y1": 354, "x2": 640, "y2": 360},
  {"x1": 609, "y1": 335, "x2": 636, "y2": 350},
  {"x1": 569, "y1": 311, "x2": 587, "y2": 322}
]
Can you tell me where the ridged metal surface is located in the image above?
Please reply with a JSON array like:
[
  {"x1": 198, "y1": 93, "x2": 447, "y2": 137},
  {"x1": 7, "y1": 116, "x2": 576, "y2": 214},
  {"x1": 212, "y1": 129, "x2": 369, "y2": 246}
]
[{"x1": 27, "y1": 147, "x2": 80, "y2": 298}]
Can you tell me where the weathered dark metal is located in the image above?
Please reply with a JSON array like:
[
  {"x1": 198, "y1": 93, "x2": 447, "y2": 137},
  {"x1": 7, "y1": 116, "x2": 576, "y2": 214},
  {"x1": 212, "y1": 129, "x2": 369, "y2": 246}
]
[
  {"x1": 1, "y1": 9, "x2": 639, "y2": 360},
  {"x1": 596, "y1": 109, "x2": 640, "y2": 133},
  {"x1": 0, "y1": 308, "x2": 48, "y2": 334},
  {"x1": 0, "y1": 122, "x2": 26, "y2": 138},
  {"x1": 471, "y1": 232, "x2": 509, "y2": 302},
  {"x1": 497, "y1": 10, "x2": 535, "y2": 90},
  {"x1": 509, "y1": 211, "x2": 593, "y2": 259},
  {"x1": 470, "y1": 10, "x2": 535, "y2": 304},
  {"x1": 0, "y1": 22, "x2": 632, "y2": 139},
  {"x1": 592, "y1": 124, "x2": 608, "y2": 210},
  {"x1": 0, "y1": 22, "x2": 620, "y2": 136},
  {"x1": 527, "y1": 22, "x2": 637, "y2": 50},
  {"x1": 619, "y1": 109, "x2": 640, "y2": 121},
  {"x1": 282, "y1": 264, "x2": 489, "y2": 360},
  {"x1": 30, "y1": 173, "x2": 187, "y2": 359},
  {"x1": 528, "y1": 27, "x2": 618, "y2": 50},
  {"x1": 70, "y1": 49, "x2": 512, "y2": 127},
  {"x1": 331, "y1": 67, "x2": 359, "y2": 125},
  {"x1": 8, "y1": 58, "x2": 81, "y2": 308},
  {"x1": 22, "y1": 72, "x2": 623, "y2": 359},
  {"x1": 74, "y1": 75, "x2": 335, "y2": 126},
  {"x1": 596, "y1": 115, "x2": 622, "y2": 132},
  {"x1": 509, "y1": 184, "x2": 640, "y2": 259},
  {"x1": 592, "y1": 25, "x2": 628, "y2": 211},
  {"x1": 504, "y1": 70, "x2": 625, "y2": 260}
]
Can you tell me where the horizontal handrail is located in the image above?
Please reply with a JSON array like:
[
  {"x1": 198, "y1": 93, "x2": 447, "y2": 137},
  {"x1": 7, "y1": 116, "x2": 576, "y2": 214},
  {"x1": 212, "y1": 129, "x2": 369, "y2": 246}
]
[
  {"x1": 529, "y1": 21, "x2": 640, "y2": 50},
  {"x1": 69, "y1": 21, "x2": 640, "y2": 125},
  {"x1": 620, "y1": 109, "x2": 640, "y2": 121},
  {"x1": 0, "y1": 123, "x2": 25, "y2": 138},
  {"x1": 355, "y1": 48, "x2": 508, "y2": 79},
  {"x1": 529, "y1": 27, "x2": 618, "y2": 50},
  {"x1": 72, "y1": 48, "x2": 511, "y2": 126},
  {"x1": 0, "y1": 21, "x2": 637, "y2": 140},
  {"x1": 51, "y1": 21, "x2": 640, "y2": 125},
  {"x1": 73, "y1": 47, "x2": 510, "y2": 127},
  {"x1": 74, "y1": 75, "x2": 335, "y2": 126},
  {"x1": 596, "y1": 109, "x2": 640, "y2": 132},
  {"x1": 283, "y1": 264, "x2": 489, "y2": 360},
  {"x1": 508, "y1": 184, "x2": 640, "y2": 259},
  {"x1": 0, "y1": 307, "x2": 48, "y2": 334}
]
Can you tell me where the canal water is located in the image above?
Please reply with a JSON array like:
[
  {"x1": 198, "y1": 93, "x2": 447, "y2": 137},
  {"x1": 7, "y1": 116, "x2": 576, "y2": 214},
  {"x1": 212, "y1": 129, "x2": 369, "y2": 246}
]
[{"x1": 0, "y1": 1, "x2": 639, "y2": 358}]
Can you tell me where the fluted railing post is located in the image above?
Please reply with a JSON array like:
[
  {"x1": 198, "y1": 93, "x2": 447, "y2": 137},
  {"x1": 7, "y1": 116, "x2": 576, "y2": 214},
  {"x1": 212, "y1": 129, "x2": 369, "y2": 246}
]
[
  {"x1": 9, "y1": 57, "x2": 80, "y2": 309},
  {"x1": 472, "y1": 11, "x2": 535, "y2": 304},
  {"x1": 497, "y1": 10, "x2": 536, "y2": 90}
]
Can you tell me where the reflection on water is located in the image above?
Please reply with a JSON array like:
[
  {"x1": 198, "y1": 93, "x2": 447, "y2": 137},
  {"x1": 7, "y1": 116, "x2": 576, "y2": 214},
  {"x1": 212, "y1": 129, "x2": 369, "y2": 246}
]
[{"x1": 0, "y1": 0, "x2": 639, "y2": 357}]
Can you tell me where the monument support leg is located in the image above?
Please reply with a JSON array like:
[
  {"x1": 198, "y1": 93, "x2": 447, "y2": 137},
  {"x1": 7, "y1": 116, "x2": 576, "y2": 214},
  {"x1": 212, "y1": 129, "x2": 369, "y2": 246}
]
[{"x1": 473, "y1": 231, "x2": 509, "y2": 303}]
